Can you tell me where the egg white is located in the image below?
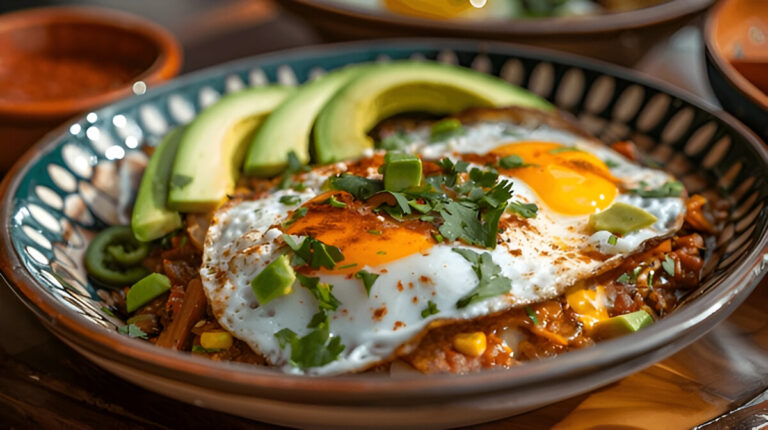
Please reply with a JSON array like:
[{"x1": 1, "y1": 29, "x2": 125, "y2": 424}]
[{"x1": 200, "y1": 121, "x2": 685, "y2": 375}]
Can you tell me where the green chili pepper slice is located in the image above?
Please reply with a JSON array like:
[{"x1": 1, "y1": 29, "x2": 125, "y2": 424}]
[{"x1": 85, "y1": 226, "x2": 150, "y2": 287}]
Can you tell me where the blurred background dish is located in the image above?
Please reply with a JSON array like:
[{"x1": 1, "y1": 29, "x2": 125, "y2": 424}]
[
  {"x1": 0, "y1": 6, "x2": 181, "y2": 172},
  {"x1": 704, "y1": 0, "x2": 768, "y2": 142},
  {"x1": 282, "y1": 0, "x2": 713, "y2": 66}
]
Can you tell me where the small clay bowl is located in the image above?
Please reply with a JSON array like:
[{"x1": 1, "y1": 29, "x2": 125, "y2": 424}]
[
  {"x1": 704, "y1": 0, "x2": 768, "y2": 141},
  {"x1": 0, "y1": 6, "x2": 182, "y2": 172}
]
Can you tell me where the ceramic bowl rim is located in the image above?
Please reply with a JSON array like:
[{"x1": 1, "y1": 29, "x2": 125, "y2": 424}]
[
  {"x1": 0, "y1": 6, "x2": 182, "y2": 120},
  {"x1": 703, "y1": 0, "x2": 768, "y2": 111},
  {"x1": 284, "y1": 0, "x2": 714, "y2": 36},
  {"x1": 1, "y1": 38, "x2": 767, "y2": 405}
]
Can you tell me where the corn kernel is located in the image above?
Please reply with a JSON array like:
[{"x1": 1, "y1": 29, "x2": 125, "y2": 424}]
[
  {"x1": 453, "y1": 332, "x2": 487, "y2": 357},
  {"x1": 200, "y1": 330, "x2": 233, "y2": 350}
]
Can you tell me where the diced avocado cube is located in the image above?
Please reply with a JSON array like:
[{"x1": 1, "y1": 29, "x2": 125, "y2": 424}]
[
  {"x1": 383, "y1": 152, "x2": 422, "y2": 192},
  {"x1": 126, "y1": 273, "x2": 172, "y2": 313},
  {"x1": 589, "y1": 202, "x2": 658, "y2": 235},
  {"x1": 593, "y1": 310, "x2": 654, "y2": 339},
  {"x1": 251, "y1": 254, "x2": 296, "y2": 305}
]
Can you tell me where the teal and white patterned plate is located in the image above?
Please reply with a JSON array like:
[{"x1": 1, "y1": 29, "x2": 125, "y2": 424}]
[{"x1": 2, "y1": 40, "x2": 767, "y2": 428}]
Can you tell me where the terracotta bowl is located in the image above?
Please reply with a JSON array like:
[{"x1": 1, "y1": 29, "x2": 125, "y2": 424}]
[
  {"x1": 704, "y1": 0, "x2": 768, "y2": 142},
  {"x1": 281, "y1": 0, "x2": 714, "y2": 66},
  {"x1": 0, "y1": 6, "x2": 182, "y2": 173}
]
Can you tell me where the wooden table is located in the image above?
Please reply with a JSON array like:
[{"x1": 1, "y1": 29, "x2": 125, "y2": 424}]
[{"x1": 2, "y1": 1, "x2": 767, "y2": 428}]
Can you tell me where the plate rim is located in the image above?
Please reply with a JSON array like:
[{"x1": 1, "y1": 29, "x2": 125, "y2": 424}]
[{"x1": 2, "y1": 38, "x2": 767, "y2": 405}]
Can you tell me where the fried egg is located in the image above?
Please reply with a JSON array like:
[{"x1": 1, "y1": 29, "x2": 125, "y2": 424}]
[{"x1": 200, "y1": 110, "x2": 686, "y2": 375}]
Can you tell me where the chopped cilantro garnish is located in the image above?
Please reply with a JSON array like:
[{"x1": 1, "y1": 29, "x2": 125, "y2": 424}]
[
  {"x1": 297, "y1": 274, "x2": 341, "y2": 311},
  {"x1": 170, "y1": 174, "x2": 193, "y2": 190},
  {"x1": 355, "y1": 270, "x2": 379, "y2": 296},
  {"x1": 662, "y1": 255, "x2": 675, "y2": 276},
  {"x1": 377, "y1": 250, "x2": 387, "y2": 255},
  {"x1": 274, "y1": 313, "x2": 345, "y2": 370},
  {"x1": 617, "y1": 266, "x2": 643, "y2": 284},
  {"x1": 118, "y1": 323, "x2": 148, "y2": 339},
  {"x1": 324, "y1": 195, "x2": 347, "y2": 208},
  {"x1": 278, "y1": 151, "x2": 310, "y2": 190},
  {"x1": 616, "y1": 272, "x2": 630, "y2": 284},
  {"x1": 279, "y1": 195, "x2": 301, "y2": 205},
  {"x1": 453, "y1": 248, "x2": 513, "y2": 308},
  {"x1": 430, "y1": 118, "x2": 465, "y2": 142},
  {"x1": 329, "y1": 173, "x2": 383, "y2": 200},
  {"x1": 432, "y1": 231, "x2": 444, "y2": 243},
  {"x1": 499, "y1": 154, "x2": 532, "y2": 169},
  {"x1": 337, "y1": 263, "x2": 358, "y2": 270},
  {"x1": 549, "y1": 146, "x2": 582, "y2": 154},
  {"x1": 630, "y1": 180, "x2": 683, "y2": 198},
  {"x1": 283, "y1": 235, "x2": 344, "y2": 270},
  {"x1": 608, "y1": 234, "x2": 618, "y2": 246},
  {"x1": 525, "y1": 306, "x2": 540, "y2": 325},
  {"x1": 507, "y1": 201, "x2": 538, "y2": 218},
  {"x1": 604, "y1": 159, "x2": 620, "y2": 168},
  {"x1": 367, "y1": 230, "x2": 382, "y2": 235},
  {"x1": 421, "y1": 300, "x2": 440, "y2": 318},
  {"x1": 283, "y1": 207, "x2": 308, "y2": 228}
]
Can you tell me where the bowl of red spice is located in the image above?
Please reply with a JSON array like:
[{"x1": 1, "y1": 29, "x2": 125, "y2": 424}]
[{"x1": 0, "y1": 6, "x2": 181, "y2": 172}]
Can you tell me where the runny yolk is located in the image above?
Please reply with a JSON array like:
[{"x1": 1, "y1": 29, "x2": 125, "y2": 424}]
[
  {"x1": 491, "y1": 141, "x2": 618, "y2": 216},
  {"x1": 283, "y1": 192, "x2": 434, "y2": 274}
]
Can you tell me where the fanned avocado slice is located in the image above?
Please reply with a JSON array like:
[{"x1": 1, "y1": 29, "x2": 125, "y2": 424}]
[
  {"x1": 313, "y1": 61, "x2": 552, "y2": 164},
  {"x1": 131, "y1": 127, "x2": 184, "y2": 242},
  {"x1": 244, "y1": 65, "x2": 372, "y2": 177},
  {"x1": 167, "y1": 85, "x2": 294, "y2": 212}
]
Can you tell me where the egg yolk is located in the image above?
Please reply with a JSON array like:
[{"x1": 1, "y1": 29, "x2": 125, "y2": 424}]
[
  {"x1": 383, "y1": 0, "x2": 473, "y2": 19},
  {"x1": 491, "y1": 142, "x2": 618, "y2": 216},
  {"x1": 284, "y1": 192, "x2": 435, "y2": 274}
]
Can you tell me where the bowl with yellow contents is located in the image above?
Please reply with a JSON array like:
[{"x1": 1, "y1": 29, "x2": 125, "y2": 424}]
[
  {"x1": 281, "y1": 0, "x2": 714, "y2": 66},
  {"x1": 1, "y1": 40, "x2": 766, "y2": 428}
]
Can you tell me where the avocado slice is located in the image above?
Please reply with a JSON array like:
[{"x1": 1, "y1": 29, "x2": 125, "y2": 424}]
[
  {"x1": 243, "y1": 65, "x2": 371, "y2": 177},
  {"x1": 126, "y1": 273, "x2": 171, "y2": 313},
  {"x1": 168, "y1": 85, "x2": 294, "y2": 212},
  {"x1": 589, "y1": 202, "x2": 658, "y2": 235},
  {"x1": 131, "y1": 127, "x2": 184, "y2": 242},
  {"x1": 593, "y1": 310, "x2": 654, "y2": 339},
  {"x1": 313, "y1": 61, "x2": 553, "y2": 164}
]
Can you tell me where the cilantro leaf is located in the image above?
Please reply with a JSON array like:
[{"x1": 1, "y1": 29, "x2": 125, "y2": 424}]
[
  {"x1": 608, "y1": 234, "x2": 618, "y2": 245},
  {"x1": 549, "y1": 146, "x2": 582, "y2": 154},
  {"x1": 283, "y1": 236, "x2": 344, "y2": 270},
  {"x1": 329, "y1": 174, "x2": 383, "y2": 200},
  {"x1": 499, "y1": 154, "x2": 531, "y2": 169},
  {"x1": 297, "y1": 274, "x2": 341, "y2": 312},
  {"x1": 662, "y1": 255, "x2": 675, "y2": 276},
  {"x1": 274, "y1": 313, "x2": 345, "y2": 370},
  {"x1": 278, "y1": 151, "x2": 310, "y2": 190},
  {"x1": 604, "y1": 159, "x2": 620, "y2": 168},
  {"x1": 525, "y1": 306, "x2": 540, "y2": 325},
  {"x1": 616, "y1": 272, "x2": 630, "y2": 283},
  {"x1": 630, "y1": 180, "x2": 683, "y2": 198},
  {"x1": 118, "y1": 323, "x2": 148, "y2": 339},
  {"x1": 421, "y1": 300, "x2": 440, "y2": 318},
  {"x1": 507, "y1": 201, "x2": 538, "y2": 218},
  {"x1": 439, "y1": 201, "x2": 485, "y2": 247},
  {"x1": 453, "y1": 248, "x2": 513, "y2": 308},
  {"x1": 279, "y1": 195, "x2": 301, "y2": 205},
  {"x1": 355, "y1": 270, "x2": 379, "y2": 296},
  {"x1": 283, "y1": 207, "x2": 308, "y2": 228}
]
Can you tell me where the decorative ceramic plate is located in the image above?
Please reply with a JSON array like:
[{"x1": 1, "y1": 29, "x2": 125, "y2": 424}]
[{"x1": 2, "y1": 40, "x2": 767, "y2": 428}]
